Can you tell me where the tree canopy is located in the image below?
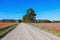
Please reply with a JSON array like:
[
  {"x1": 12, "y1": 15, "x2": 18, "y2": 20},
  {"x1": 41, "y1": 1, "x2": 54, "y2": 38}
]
[{"x1": 22, "y1": 8, "x2": 36, "y2": 23}]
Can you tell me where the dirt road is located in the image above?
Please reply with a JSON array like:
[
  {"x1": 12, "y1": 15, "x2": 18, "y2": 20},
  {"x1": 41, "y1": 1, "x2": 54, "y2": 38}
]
[{"x1": 1, "y1": 23, "x2": 60, "y2": 40}]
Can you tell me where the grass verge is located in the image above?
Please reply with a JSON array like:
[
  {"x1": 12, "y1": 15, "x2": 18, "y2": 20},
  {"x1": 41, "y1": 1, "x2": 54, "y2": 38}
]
[
  {"x1": 31, "y1": 24, "x2": 60, "y2": 37},
  {"x1": 0, "y1": 24, "x2": 17, "y2": 38}
]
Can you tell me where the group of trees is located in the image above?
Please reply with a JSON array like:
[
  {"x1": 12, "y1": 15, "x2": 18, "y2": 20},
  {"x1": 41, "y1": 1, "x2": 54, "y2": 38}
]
[
  {"x1": 22, "y1": 8, "x2": 36, "y2": 23},
  {"x1": 36, "y1": 19, "x2": 52, "y2": 23},
  {"x1": 35, "y1": 20, "x2": 60, "y2": 23},
  {"x1": 0, "y1": 19, "x2": 21, "y2": 23},
  {"x1": 22, "y1": 8, "x2": 60, "y2": 23}
]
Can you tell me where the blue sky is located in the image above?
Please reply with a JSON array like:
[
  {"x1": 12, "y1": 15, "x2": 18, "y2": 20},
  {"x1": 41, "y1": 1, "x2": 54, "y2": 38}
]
[{"x1": 0, "y1": 0, "x2": 60, "y2": 20}]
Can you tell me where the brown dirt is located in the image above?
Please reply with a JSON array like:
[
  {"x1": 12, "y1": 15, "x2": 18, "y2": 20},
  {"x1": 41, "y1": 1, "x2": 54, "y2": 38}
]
[
  {"x1": 32, "y1": 23, "x2": 60, "y2": 31},
  {"x1": 0, "y1": 22, "x2": 19, "y2": 29}
]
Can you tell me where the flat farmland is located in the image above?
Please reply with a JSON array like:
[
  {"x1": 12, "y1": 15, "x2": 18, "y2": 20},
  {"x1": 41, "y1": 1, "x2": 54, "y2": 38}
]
[
  {"x1": 32, "y1": 23, "x2": 60, "y2": 31},
  {"x1": 0, "y1": 22, "x2": 18, "y2": 29},
  {"x1": 0, "y1": 22, "x2": 19, "y2": 38}
]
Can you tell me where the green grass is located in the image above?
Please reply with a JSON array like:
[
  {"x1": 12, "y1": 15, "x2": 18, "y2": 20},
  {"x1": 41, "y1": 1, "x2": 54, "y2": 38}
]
[
  {"x1": 46, "y1": 29, "x2": 60, "y2": 37},
  {"x1": 0, "y1": 24, "x2": 17, "y2": 36},
  {"x1": 32, "y1": 24, "x2": 60, "y2": 37}
]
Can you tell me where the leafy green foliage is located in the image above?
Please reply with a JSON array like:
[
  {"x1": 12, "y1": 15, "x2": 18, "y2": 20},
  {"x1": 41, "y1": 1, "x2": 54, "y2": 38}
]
[
  {"x1": 22, "y1": 8, "x2": 36, "y2": 23},
  {"x1": 36, "y1": 19, "x2": 51, "y2": 23}
]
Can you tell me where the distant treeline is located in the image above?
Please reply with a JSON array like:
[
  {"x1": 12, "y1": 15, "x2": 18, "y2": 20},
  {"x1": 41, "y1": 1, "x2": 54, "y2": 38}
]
[
  {"x1": 0, "y1": 19, "x2": 60, "y2": 23},
  {"x1": 0, "y1": 19, "x2": 21, "y2": 23},
  {"x1": 35, "y1": 19, "x2": 60, "y2": 23}
]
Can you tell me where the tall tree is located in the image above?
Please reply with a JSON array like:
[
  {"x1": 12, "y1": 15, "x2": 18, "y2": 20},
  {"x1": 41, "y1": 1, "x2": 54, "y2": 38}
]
[{"x1": 22, "y1": 8, "x2": 36, "y2": 22}]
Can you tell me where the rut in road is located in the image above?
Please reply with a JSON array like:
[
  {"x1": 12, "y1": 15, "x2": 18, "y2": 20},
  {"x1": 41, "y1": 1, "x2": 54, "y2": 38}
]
[{"x1": 1, "y1": 23, "x2": 60, "y2": 40}]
